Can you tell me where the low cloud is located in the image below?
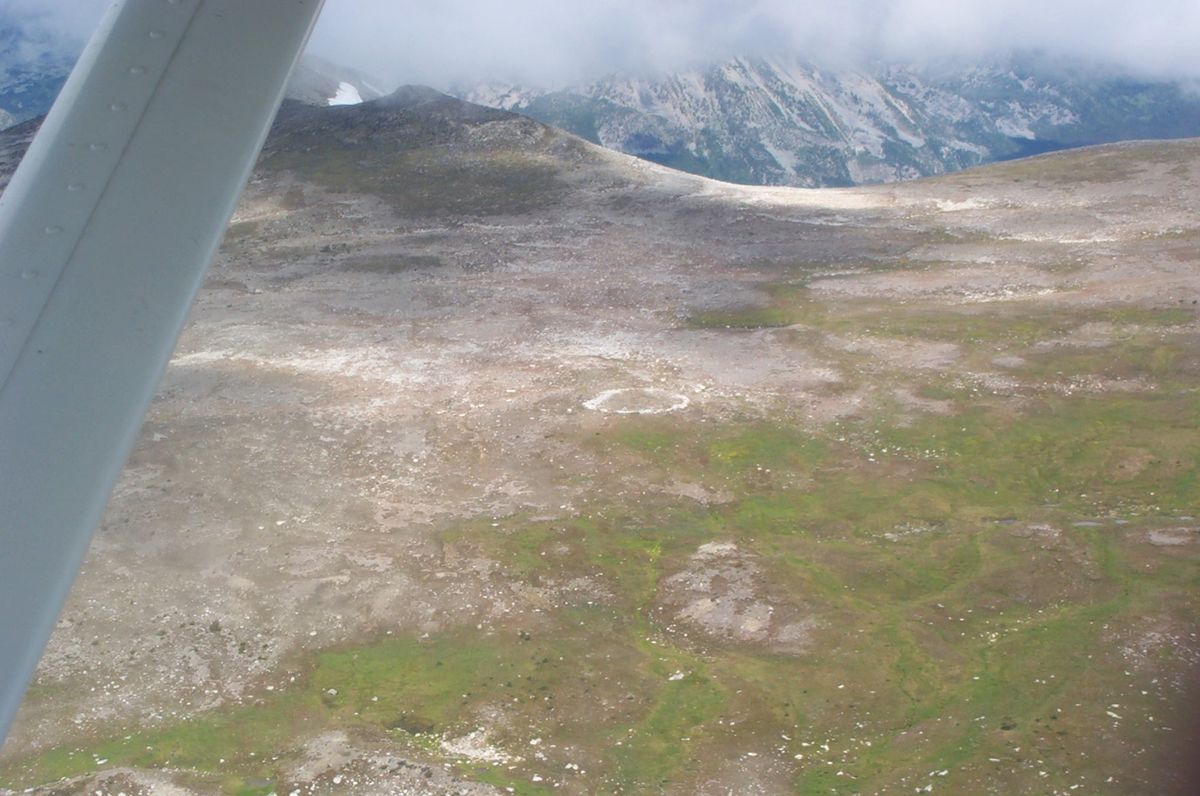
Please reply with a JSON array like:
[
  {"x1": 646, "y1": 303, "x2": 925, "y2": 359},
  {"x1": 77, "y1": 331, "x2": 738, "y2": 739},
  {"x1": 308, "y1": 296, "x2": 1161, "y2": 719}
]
[
  {"x1": 8, "y1": 0, "x2": 1200, "y2": 89},
  {"x1": 2, "y1": 0, "x2": 107, "y2": 49},
  {"x1": 307, "y1": 0, "x2": 1200, "y2": 89}
]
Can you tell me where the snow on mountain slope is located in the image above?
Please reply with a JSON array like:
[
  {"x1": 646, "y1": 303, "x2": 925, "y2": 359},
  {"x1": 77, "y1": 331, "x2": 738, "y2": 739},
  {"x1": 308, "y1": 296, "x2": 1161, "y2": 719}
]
[
  {"x1": 285, "y1": 55, "x2": 385, "y2": 107},
  {"x1": 460, "y1": 55, "x2": 1200, "y2": 187},
  {"x1": 328, "y1": 81, "x2": 364, "y2": 106}
]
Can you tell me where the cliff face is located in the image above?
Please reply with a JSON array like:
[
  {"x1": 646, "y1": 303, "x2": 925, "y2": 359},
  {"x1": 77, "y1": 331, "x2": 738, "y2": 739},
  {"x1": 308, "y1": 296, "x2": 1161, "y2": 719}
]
[{"x1": 462, "y1": 55, "x2": 1200, "y2": 186}]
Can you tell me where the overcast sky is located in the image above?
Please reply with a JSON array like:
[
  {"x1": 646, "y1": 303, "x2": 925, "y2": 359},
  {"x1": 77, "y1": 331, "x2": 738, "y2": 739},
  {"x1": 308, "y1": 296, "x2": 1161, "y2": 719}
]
[{"x1": 8, "y1": 0, "x2": 1200, "y2": 89}]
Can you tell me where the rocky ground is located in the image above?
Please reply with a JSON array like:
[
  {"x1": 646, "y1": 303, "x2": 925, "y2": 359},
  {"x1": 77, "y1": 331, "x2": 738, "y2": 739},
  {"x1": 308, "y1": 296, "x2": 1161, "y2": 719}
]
[{"x1": 0, "y1": 96, "x2": 1197, "y2": 794}]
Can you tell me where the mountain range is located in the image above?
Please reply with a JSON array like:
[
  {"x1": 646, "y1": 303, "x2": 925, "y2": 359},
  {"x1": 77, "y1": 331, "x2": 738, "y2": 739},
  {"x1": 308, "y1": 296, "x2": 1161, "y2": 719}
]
[
  {"x1": 3, "y1": 10, "x2": 1200, "y2": 188},
  {"x1": 459, "y1": 55, "x2": 1200, "y2": 186}
]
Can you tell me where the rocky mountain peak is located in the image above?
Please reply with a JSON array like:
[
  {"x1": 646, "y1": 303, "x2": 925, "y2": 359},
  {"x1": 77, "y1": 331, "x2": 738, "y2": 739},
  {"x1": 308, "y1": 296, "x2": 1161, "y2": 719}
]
[{"x1": 458, "y1": 54, "x2": 1200, "y2": 187}]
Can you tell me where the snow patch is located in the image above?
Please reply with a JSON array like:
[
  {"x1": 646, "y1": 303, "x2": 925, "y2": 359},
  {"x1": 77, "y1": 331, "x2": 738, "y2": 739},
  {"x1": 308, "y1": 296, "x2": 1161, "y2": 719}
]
[{"x1": 328, "y1": 81, "x2": 363, "y2": 106}]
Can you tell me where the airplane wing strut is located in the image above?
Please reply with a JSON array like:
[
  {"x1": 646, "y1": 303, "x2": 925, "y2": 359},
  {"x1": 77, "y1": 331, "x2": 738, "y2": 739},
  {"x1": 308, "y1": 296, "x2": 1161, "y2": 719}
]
[{"x1": 0, "y1": 0, "x2": 326, "y2": 741}]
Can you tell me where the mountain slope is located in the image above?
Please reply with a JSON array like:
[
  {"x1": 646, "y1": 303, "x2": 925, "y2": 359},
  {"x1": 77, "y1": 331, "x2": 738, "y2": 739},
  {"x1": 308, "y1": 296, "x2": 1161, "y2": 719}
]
[
  {"x1": 285, "y1": 54, "x2": 386, "y2": 107},
  {"x1": 0, "y1": 115, "x2": 37, "y2": 193},
  {"x1": 258, "y1": 86, "x2": 608, "y2": 218},
  {"x1": 462, "y1": 55, "x2": 1200, "y2": 187},
  {"x1": 1, "y1": 86, "x2": 1198, "y2": 795}
]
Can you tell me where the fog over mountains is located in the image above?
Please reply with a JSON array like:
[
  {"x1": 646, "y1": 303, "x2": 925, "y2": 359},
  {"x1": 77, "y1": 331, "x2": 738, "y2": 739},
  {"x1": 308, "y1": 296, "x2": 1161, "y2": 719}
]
[
  {"x1": 3, "y1": 3, "x2": 1200, "y2": 187},
  {"x1": 0, "y1": 18, "x2": 383, "y2": 127},
  {"x1": 0, "y1": 15, "x2": 74, "y2": 127},
  {"x1": 0, "y1": 7, "x2": 389, "y2": 127}
]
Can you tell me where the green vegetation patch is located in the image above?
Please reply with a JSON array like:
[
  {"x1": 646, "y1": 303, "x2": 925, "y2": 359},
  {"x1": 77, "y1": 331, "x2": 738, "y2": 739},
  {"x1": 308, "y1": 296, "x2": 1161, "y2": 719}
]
[
  {"x1": 688, "y1": 280, "x2": 1194, "y2": 349},
  {"x1": 611, "y1": 420, "x2": 828, "y2": 479},
  {"x1": 6, "y1": 337, "x2": 1198, "y2": 794},
  {"x1": 970, "y1": 142, "x2": 1198, "y2": 186},
  {"x1": 2, "y1": 627, "x2": 720, "y2": 794}
]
